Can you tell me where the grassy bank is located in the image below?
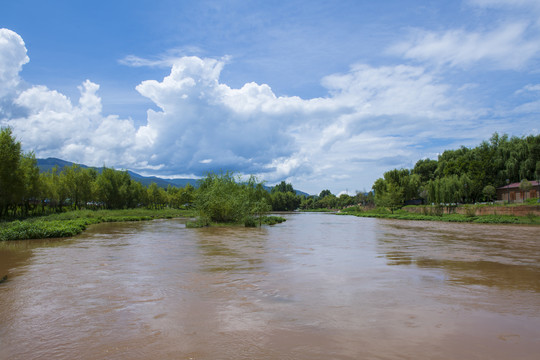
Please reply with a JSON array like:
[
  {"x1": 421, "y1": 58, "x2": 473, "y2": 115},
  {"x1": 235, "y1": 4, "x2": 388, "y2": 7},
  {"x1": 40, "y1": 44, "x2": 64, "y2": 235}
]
[
  {"x1": 0, "y1": 208, "x2": 197, "y2": 241},
  {"x1": 339, "y1": 206, "x2": 540, "y2": 225}
]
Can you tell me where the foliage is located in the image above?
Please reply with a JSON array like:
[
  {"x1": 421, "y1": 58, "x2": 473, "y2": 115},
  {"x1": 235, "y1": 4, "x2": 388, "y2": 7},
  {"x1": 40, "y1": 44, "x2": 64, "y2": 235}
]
[
  {"x1": 372, "y1": 133, "x2": 540, "y2": 206},
  {"x1": 299, "y1": 190, "x2": 374, "y2": 211},
  {"x1": 0, "y1": 208, "x2": 195, "y2": 241},
  {"x1": 271, "y1": 181, "x2": 294, "y2": 194},
  {"x1": 519, "y1": 179, "x2": 533, "y2": 201},
  {"x1": 482, "y1": 185, "x2": 496, "y2": 202},
  {"x1": 339, "y1": 208, "x2": 540, "y2": 225},
  {"x1": 0, "y1": 127, "x2": 23, "y2": 217},
  {"x1": 261, "y1": 215, "x2": 286, "y2": 225},
  {"x1": 270, "y1": 191, "x2": 301, "y2": 211},
  {"x1": 194, "y1": 172, "x2": 272, "y2": 225}
]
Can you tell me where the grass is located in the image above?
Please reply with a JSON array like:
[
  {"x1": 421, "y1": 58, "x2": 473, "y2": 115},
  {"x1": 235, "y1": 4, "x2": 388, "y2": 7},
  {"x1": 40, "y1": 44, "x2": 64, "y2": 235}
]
[
  {"x1": 0, "y1": 208, "x2": 197, "y2": 241},
  {"x1": 338, "y1": 208, "x2": 540, "y2": 225},
  {"x1": 186, "y1": 215, "x2": 287, "y2": 228}
]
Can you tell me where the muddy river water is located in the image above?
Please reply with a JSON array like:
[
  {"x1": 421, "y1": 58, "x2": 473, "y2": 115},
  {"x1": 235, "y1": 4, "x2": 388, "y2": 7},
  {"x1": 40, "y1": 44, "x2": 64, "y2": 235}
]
[{"x1": 1, "y1": 213, "x2": 539, "y2": 359}]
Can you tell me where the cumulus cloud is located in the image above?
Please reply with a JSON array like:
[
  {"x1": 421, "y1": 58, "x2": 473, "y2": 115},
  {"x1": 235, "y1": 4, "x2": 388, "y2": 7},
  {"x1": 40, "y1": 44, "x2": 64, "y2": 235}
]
[
  {"x1": 6, "y1": 79, "x2": 138, "y2": 166},
  {"x1": 0, "y1": 28, "x2": 29, "y2": 98},
  {"x1": 132, "y1": 56, "x2": 303, "y2": 175}
]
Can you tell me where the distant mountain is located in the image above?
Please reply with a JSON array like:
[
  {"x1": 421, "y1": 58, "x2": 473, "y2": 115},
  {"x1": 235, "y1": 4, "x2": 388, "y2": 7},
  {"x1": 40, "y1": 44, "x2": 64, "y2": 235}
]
[
  {"x1": 36, "y1": 157, "x2": 310, "y2": 195},
  {"x1": 37, "y1": 157, "x2": 89, "y2": 172},
  {"x1": 125, "y1": 170, "x2": 198, "y2": 188},
  {"x1": 36, "y1": 158, "x2": 198, "y2": 188}
]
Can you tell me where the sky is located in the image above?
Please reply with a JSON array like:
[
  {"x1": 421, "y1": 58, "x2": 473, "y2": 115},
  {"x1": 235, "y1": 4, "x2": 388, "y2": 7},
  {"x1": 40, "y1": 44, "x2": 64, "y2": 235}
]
[{"x1": 1, "y1": 0, "x2": 539, "y2": 195}]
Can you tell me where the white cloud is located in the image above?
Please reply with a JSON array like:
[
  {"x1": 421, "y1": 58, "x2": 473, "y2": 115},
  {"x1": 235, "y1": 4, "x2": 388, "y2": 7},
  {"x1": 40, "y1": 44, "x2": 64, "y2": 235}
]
[
  {"x1": 516, "y1": 84, "x2": 540, "y2": 93},
  {"x1": 513, "y1": 83, "x2": 540, "y2": 114},
  {"x1": 119, "y1": 47, "x2": 211, "y2": 68},
  {"x1": 6, "y1": 80, "x2": 138, "y2": 166},
  {"x1": 0, "y1": 28, "x2": 29, "y2": 98},
  {"x1": 390, "y1": 22, "x2": 540, "y2": 70}
]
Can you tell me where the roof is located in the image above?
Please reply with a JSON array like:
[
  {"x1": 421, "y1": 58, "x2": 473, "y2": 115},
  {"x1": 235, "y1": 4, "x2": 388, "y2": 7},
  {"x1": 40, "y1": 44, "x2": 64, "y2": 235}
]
[{"x1": 497, "y1": 180, "x2": 539, "y2": 190}]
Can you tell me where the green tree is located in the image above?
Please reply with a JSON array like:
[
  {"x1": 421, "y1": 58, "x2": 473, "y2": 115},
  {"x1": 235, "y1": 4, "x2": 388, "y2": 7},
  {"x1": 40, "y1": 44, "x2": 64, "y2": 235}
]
[
  {"x1": 413, "y1": 158, "x2": 438, "y2": 183},
  {"x1": 376, "y1": 182, "x2": 403, "y2": 213},
  {"x1": 319, "y1": 189, "x2": 332, "y2": 198},
  {"x1": 519, "y1": 179, "x2": 532, "y2": 201},
  {"x1": 270, "y1": 191, "x2": 301, "y2": 211},
  {"x1": 271, "y1": 181, "x2": 294, "y2": 194},
  {"x1": 482, "y1": 185, "x2": 496, "y2": 202},
  {"x1": 62, "y1": 165, "x2": 96, "y2": 209},
  {"x1": 0, "y1": 128, "x2": 22, "y2": 216},
  {"x1": 195, "y1": 172, "x2": 270, "y2": 224},
  {"x1": 95, "y1": 167, "x2": 133, "y2": 209},
  {"x1": 19, "y1": 152, "x2": 41, "y2": 215},
  {"x1": 147, "y1": 182, "x2": 167, "y2": 209}
]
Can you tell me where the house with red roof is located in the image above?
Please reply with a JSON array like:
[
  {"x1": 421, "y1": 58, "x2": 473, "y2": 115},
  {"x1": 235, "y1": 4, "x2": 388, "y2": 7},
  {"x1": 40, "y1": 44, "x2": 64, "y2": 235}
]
[{"x1": 496, "y1": 180, "x2": 539, "y2": 203}]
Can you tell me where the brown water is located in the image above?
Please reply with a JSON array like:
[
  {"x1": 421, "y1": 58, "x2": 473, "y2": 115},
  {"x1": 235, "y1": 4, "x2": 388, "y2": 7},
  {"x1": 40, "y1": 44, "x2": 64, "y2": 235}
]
[{"x1": 1, "y1": 213, "x2": 539, "y2": 360}]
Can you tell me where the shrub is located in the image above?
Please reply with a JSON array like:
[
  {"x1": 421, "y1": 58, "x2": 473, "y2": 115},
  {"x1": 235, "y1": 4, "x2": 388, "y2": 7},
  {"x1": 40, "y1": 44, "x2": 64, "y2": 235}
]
[
  {"x1": 464, "y1": 206, "x2": 477, "y2": 218},
  {"x1": 244, "y1": 216, "x2": 257, "y2": 227}
]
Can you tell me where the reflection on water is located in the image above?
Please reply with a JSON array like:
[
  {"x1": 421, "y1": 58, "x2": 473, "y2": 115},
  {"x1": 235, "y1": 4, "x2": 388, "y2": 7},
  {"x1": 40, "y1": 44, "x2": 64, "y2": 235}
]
[
  {"x1": 1, "y1": 214, "x2": 539, "y2": 360},
  {"x1": 375, "y1": 220, "x2": 540, "y2": 292}
]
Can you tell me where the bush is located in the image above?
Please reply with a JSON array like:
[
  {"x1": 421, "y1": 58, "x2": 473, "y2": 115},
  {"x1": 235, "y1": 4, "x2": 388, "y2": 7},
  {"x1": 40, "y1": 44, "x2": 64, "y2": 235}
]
[
  {"x1": 465, "y1": 206, "x2": 477, "y2": 218},
  {"x1": 244, "y1": 216, "x2": 257, "y2": 227},
  {"x1": 262, "y1": 216, "x2": 286, "y2": 225},
  {"x1": 186, "y1": 216, "x2": 211, "y2": 228},
  {"x1": 195, "y1": 172, "x2": 270, "y2": 224}
]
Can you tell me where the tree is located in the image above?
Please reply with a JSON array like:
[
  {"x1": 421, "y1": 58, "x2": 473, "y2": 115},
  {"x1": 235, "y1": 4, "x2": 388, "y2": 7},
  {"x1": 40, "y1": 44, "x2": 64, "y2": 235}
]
[
  {"x1": 0, "y1": 127, "x2": 22, "y2": 216},
  {"x1": 95, "y1": 167, "x2": 133, "y2": 209},
  {"x1": 413, "y1": 158, "x2": 438, "y2": 183},
  {"x1": 147, "y1": 182, "x2": 163, "y2": 209},
  {"x1": 62, "y1": 165, "x2": 96, "y2": 209},
  {"x1": 270, "y1": 191, "x2": 301, "y2": 211},
  {"x1": 482, "y1": 185, "x2": 496, "y2": 202},
  {"x1": 319, "y1": 189, "x2": 332, "y2": 198},
  {"x1": 271, "y1": 181, "x2": 294, "y2": 194},
  {"x1": 251, "y1": 200, "x2": 272, "y2": 227},
  {"x1": 519, "y1": 179, "x2": 532, "y2": 201},
  {"x1": 196, "y1": 172, "x2": 250, "y2": 223},
  {"x1": 376, "y1": 182, "x2": 403, "y2": 213},
  {"x1": 19, "y1": 152, "x2": 41, "y2": 215}
]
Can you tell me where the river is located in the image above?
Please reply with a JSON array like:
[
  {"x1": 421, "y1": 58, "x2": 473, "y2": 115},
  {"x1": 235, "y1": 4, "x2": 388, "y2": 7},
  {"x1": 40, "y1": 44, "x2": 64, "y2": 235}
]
[{"x1": 1, "y1": 213, "x2": 539, "y2": 359}]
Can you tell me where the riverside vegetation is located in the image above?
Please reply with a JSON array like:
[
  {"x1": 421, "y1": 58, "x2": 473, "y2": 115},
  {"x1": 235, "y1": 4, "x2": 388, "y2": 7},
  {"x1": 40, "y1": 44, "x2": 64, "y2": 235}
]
[
  {"x1": 371, "y1": 133, "x2": 540, "y2": 211},
  {"x1": 0, "y1": 127, "x2": 286, "y2": 241},
  {"x1": 339, "y1": 205, "x2": 540, "y2": 225}
]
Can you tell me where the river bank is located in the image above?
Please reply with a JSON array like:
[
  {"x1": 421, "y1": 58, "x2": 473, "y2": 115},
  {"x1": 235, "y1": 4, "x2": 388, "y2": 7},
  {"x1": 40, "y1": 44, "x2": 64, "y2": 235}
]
[
  {"x1": 339, "y1": 205, "x2": 540, "y2": 225},
  {"x1": 0, "y1": 208, "x2": 197, "y2": 241}
]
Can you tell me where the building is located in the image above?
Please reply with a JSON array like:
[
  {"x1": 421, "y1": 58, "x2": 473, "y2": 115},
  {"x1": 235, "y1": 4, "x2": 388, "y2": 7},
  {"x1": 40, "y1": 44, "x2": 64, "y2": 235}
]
[{"x1": 496, "y1": 180, "x2": 539, "y2": 203}]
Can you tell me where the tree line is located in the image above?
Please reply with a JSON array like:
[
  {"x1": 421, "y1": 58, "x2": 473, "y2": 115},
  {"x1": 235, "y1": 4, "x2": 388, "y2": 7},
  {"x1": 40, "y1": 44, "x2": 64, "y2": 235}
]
[
  {"x1": 0, "y1": 126, "x2": 383, "y2": 220},
  {"x1": 372, "y1": 133, "x2": 540, "y2": 210},
  {"x1": 0, "y1": 127, "x2": 197, "y2": 218}
]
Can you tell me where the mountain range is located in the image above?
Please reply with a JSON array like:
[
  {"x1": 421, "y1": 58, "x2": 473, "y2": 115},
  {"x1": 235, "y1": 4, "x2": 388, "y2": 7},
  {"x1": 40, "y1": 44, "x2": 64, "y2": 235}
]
[
  {"x1": 36, "y1": 158, "x2": 199, "y2": 188},
  {"x1": 36, "y1": 157, "x2": 310, "y2": 196}
]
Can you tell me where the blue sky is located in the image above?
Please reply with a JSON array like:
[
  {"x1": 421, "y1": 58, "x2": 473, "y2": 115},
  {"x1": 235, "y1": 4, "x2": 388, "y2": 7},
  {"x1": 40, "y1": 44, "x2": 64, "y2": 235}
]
[{"x1": 1, "y1": 0, "x2": 539, "y2": 194}]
